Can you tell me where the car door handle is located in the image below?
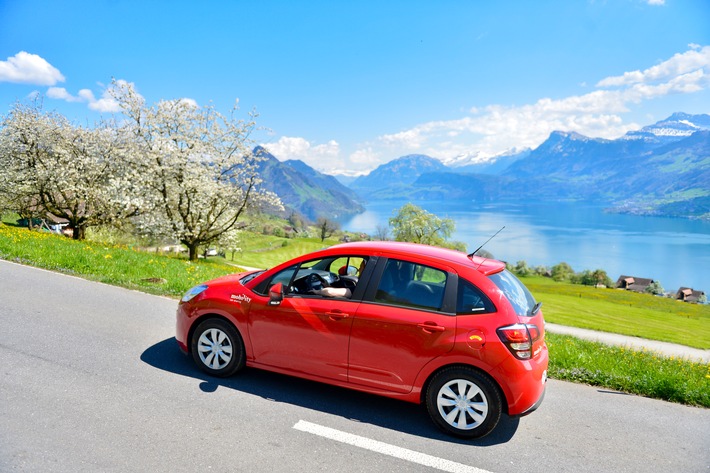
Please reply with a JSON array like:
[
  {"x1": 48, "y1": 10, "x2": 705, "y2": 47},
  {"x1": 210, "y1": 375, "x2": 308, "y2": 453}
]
[
  {"x1": 326, "y1": 310, "x2": 350, "y2": 320},
  {"x1": 417, "y1": 323, "x2": 446, "y2": 332}
]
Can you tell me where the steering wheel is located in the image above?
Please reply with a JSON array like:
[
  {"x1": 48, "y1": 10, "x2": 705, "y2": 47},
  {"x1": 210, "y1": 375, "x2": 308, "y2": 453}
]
[
  {"x1": 339, "y1": 275, "x2": 358, "y2": 291},
  {"x1": 305, "y1": 273, "x2": 330, "y2": 292}
]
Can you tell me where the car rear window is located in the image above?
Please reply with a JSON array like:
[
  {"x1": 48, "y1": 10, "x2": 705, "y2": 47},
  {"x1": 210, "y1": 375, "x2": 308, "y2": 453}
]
[
  {"x1": 488, "y1": 269, "x2": 537, "y2": 316},
  {"x1": 456, "y1": 279, "x2": 496, "y2": 315}
]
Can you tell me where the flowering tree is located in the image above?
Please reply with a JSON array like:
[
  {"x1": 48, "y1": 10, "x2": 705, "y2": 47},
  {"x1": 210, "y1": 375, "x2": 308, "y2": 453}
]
[
  {"x1": 0, "y1": 106, "x2": 46, "y2": 229},
  {"x1": 0, "y1": 101, "x2": 143, "y2": 239},
  {"x1": 111, "y1": 80, "x2": 282, "y2": 260},
  {"x1": 217, "y1": 228, "x2": 242, "y2": 261}
]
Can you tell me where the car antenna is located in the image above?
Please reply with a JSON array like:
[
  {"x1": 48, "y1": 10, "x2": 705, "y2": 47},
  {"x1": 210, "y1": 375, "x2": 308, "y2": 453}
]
[{"x1": 468, "y1": 226, "x2": 505, "y2": 258}]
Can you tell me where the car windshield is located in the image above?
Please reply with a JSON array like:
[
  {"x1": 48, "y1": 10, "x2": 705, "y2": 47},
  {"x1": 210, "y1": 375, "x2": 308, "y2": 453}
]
[
  {"x1": 488, "y1": 269, "x2": 537, "y2": 316},
  {"x1": 240, "y1": 270, "x2": 265, "y2": 285}
]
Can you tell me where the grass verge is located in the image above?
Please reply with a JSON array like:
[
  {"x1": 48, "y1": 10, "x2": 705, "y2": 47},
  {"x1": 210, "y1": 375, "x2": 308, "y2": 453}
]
[
  {"x1": 547, "y1": 332, "x2": 709, "y2": 408},
  {"x1": 0, "y1": 224, "x2": 236, "y2": 297}
]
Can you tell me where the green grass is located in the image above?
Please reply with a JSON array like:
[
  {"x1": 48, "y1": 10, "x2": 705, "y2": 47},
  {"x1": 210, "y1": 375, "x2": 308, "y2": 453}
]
[
  {"x1": 548, "y1": 332, "x2": 710, "y2": 407},
  {"x1": 222, "y1": 231, "x2": 339, "y2": 269},
  {"x1": 0, "y1": 224, "x2": 343, "y2": 297},
  {"x1": 523, "y1": 276, "x2": 710, "y2": 349},
  {"x1": 0, "y1": 224, "x2": 237, "y2": 297}
]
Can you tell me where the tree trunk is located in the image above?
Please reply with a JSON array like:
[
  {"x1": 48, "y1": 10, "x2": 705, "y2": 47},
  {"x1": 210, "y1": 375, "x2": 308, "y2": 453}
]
[
  {"x1": 187, "y1": 243, "x2": 199, "y2": 261},
  {"x1": 72, "y1": 225, "x2": 85, "y2": 240}
]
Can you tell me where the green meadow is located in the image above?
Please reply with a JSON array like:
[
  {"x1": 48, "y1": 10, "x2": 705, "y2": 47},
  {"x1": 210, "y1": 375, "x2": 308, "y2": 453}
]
[{"x1": 523, "y1": 276, "x2": 710, "y2": 349}]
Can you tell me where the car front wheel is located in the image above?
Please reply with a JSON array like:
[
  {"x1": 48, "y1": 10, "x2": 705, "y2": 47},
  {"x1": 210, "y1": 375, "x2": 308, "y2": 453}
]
[
  {"x1": 425, "y1": 367, "x2": 502, "y2": 439},
  {"x1": 191, "y1": 319, "x2": 245, "y2": 377}
]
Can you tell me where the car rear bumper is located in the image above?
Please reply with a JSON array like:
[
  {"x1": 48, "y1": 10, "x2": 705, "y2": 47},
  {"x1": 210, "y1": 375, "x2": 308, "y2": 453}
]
[
  {"x1": 493, "y1": 346, "x2": 548, "y2": 416},
  {"x1": 516, "y1": 378, "x2": 546, "y2": 417}
]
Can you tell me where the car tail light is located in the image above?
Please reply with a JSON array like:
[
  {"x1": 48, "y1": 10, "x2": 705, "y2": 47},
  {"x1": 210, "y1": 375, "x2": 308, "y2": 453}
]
[{"x1": 497, "y1": 324, "x2": 541, "y2": 360}]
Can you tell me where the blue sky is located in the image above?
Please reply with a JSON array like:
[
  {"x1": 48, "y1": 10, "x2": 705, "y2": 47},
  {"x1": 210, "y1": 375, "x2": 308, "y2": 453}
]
[{"x1": 1, "y1": 0, "x2": 709, "y2": 175}]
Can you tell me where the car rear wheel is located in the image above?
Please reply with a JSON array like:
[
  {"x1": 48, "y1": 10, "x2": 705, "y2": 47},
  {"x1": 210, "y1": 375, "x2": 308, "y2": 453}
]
[
  {"x1": 191, "y1": 319, "x2": 245, "y2": 377},
  {"x1": 425, "y1": 367, "x2": 501, "y2": 439}
]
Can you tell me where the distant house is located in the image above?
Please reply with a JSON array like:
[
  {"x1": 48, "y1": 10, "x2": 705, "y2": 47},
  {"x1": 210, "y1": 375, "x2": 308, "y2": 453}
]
[
  {"x1": 45, "y1": 214, "x2": 70, "y2": 235},
  {"x1": 19, "y1": 213, "x2": 71, "y2": 235},
  {"x1": 675, "y1": 287, "x2": 706, "y2": 303},
  {"x1": 616, "y1": 275, "x2": 655, "y2": 293}
]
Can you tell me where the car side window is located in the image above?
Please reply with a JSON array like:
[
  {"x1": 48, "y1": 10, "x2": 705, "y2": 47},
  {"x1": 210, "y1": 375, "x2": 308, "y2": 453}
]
[
  {"x1": 271, "y1": 265, "x2": 298, "y2": 287},
  {"x1": 456, "y1": 279, "x2": 496, "y2": 314},
  {"x1": 374, "y1": 259, "x2": 446, "y2": 311},
  {"x1": 251, "y1": 264, "x2": 298, "y2": 295}
]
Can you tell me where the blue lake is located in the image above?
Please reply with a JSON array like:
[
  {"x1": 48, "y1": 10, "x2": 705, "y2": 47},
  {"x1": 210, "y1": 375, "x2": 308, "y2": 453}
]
[{"x1": 339, "y1": 200, "x2": 710, "y2": 294}]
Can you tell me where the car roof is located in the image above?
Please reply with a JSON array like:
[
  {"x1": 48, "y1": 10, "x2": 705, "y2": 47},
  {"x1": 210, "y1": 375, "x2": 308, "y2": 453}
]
[{"x1": 327, "y1": 241, "x2": 505, "y2": 276}]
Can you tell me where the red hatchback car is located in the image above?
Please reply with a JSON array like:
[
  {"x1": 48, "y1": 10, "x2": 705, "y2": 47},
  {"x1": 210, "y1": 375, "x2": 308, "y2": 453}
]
[{"x1": 176, "y1": 241, "x2": 548, "y2": 438}]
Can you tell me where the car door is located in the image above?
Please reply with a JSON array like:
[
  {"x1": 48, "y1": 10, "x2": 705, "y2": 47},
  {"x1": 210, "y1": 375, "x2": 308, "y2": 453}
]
[
  {"x1": 247, "y1": 261, "x2": 357, "y2": 382},
  {"x1": 348, "y1": 258, "x2": 457, "y2": 394}
]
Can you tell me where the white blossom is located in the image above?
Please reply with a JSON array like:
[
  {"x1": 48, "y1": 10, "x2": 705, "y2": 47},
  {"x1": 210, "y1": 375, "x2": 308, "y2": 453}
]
[
  {"x1": 0, "y1": 100, "x2": 142, "y2": 238},
  {"x1": 110, "y1": 80, "x2": 283, "y2": 260}
]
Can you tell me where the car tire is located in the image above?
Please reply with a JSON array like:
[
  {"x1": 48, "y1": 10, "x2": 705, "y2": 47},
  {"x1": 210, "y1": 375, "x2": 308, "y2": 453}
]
[
  {"x1": 425, "y1": 366, "x2": 502, "y2": 439},
  {"x1": 191, "y1": 318, "x2": 245, "y2": 377}
]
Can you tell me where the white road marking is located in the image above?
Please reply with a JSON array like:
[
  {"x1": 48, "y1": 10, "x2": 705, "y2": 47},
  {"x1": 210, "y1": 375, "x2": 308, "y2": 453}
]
[{"x1": 293, "y1": 420, "x2": 493, "y2": 473}]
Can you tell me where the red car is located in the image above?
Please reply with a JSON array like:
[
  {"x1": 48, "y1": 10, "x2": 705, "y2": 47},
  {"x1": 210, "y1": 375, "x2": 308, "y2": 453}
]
[{"x1": 176, "y1": 241, "x2": 547, "y2": 439}]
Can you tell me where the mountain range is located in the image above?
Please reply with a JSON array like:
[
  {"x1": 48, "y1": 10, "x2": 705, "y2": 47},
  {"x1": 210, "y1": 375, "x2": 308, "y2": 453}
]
[
  {"x1": 348, "y1": 113, "x2": 710, "y2": 219},
  {"x1": 255, "y1": 113, "x2": 709, "y2": 222}
]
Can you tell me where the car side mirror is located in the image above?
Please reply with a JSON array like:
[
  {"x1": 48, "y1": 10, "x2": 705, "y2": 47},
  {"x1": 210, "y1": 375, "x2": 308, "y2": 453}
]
[{"x1": 269, "y1": 282, "x2": 284, "y2": 306}]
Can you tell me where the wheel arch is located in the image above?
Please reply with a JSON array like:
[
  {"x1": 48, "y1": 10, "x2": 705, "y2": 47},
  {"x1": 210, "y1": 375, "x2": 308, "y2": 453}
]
[
  {"x1": 420, "y1": 363, "x2": 509, "y2": 415},
  {"x1": 187, "y1": 312, "x2": 249, "y2": 357}
]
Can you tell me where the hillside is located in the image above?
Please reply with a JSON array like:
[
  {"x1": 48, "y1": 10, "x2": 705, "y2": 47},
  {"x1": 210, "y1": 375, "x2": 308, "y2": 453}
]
[{"x1": 253, "y1": 147, "x2": 364, "y2": 221}]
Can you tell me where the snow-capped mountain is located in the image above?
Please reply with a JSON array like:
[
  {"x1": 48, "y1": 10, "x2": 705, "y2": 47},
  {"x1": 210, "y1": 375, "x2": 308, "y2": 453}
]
[
  {"x1": 441, "y1": 150, "x2": 487, "y2": 167},
  {"x1": 623, "y1": 112, "x2": 710, "y2": 144},
  {"x1": 441, "y1": 147, "x2": 532, "y2": 172}
]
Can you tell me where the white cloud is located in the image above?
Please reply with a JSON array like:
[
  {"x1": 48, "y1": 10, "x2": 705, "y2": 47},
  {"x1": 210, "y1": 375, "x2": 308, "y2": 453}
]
[
  {"x1": 262, "y1": 136, "x2": 311, "y2": 158},
  {"x1": 375, "y1": 45, "x2": 710, "y2": 162},
  {"x1": 47, "y1": 87, "x2": 83, "y2": 102},
  {"x1": 87, "y1": 80, "x2": 133, "y2": 112},
  {"x1": 646, "y1": 0, "x2": 665, "y2": 5},
  {"x1": 380, "y1": 128, "x2": 429, "y2": 149},
  {"x1": 347, "y1": 147, "x2": 382, "y2": 171},
  {"x1": 597, "y1": 45, "x2": 710, "y2": 87},
  {"x1": 88, "y1": 96, "x2": 121, "y2": 113},
  {"x1": 46, "y1": 79, "x2": 140, "y2": 113},
  {"x1": 47, "y1": 79, "x2": 197, "y2": 115},
  {"x1": 261, "y1": 137, "x2": 341, "y2": 170},
  {"x1": 78, "y1": 89, "x2": 95, "y2": 102},
  {"x1": 0, "y1": 51, "x2": 65, "y2": 86},
  {"x1": 178, "y1": 98, "x2": 198, "y2": 108}
]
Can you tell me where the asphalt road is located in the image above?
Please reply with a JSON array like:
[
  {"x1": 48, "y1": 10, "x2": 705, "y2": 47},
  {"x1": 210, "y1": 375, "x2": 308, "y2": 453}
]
[{"x1": 1, "y1": 260, "x2": 708, "y2": 472}]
